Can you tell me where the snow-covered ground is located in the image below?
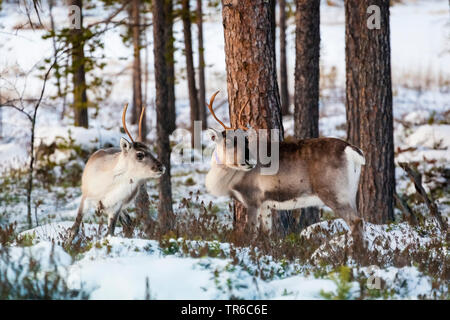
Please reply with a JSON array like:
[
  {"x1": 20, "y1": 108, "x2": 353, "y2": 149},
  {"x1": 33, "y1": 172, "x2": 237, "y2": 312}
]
[
  {"x1": 0, "y1": 0, "x2": 449, "y2": 299},
  {"x1": 6, "y1": 219, "x2": 443, "y2": 300}
]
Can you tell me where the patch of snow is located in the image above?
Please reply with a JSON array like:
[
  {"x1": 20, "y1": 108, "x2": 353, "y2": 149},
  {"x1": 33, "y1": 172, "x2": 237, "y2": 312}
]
[
  {"x1": 0, "y1": 142, "x2": 28, "y2": 170},
  {"x1": 35, "y1": 125, "x2": 122, "y2": 151},
  {"x1": 406, "y1": 124, "x2": 450, "y2": 149},
  {"x1": 404, "y1": 110, "x2": 432, "y2": 125},
  {"x1": 269, "y1": 276, "x2": 338, "y2": 300}
]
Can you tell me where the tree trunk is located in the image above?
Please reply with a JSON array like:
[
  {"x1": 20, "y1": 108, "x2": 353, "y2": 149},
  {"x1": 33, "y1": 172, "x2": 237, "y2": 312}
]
[
  {"x1": 279, "y1": 0, "x2": 290, "y2": 116},
  {"x1": 181, "y1": 0, "x2": 199, "y2": 146},
  {"x1": 222, "y1": 0, "x2": 284, "y2": 234},
  {"x1": 294, "y1": 0, "x2": 321, "y2": 229},
  {"x1": 130, "y1": 0, "x2": 146, "y2": 139},
  {"x1": 153, "y1": 0, "x2": 175, "y2": 233},
  {"x1": 197, "y1": 0, "x2": 207, "y2": 130},
  {"x1": 131, "y1": 0, "x2": 150, "y2": 229},
  {"x1": 134, "y1": 183, "x2": 151, "y2": 235},
  {"x1": 294, "y1": 0, "x2": 320, "y2": 139},
  {"x1": 345, "y1": 0, "x2": 395, "y2": 224},
  {"x1": 49, "y1": 0, "x2": 62, "y2": 99},
  {"x1": 70, "y1": 0, "x2": 88, "y2": 128},
  {"x1": 164, "y1": 0, "x2": 176, "y2": 134},
  {"x1": 143, "y1": 13, "x2": 149, "y2": 125}
]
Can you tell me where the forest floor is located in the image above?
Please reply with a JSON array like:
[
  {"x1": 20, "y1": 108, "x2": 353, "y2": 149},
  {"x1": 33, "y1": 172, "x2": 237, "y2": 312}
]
[{"x1": 0, "y1": 0, "x2": 449, "y2": 299}]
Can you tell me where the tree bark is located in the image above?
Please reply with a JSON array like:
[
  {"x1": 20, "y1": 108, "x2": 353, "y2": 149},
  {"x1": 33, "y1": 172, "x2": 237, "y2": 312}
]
[
  {"x1": 181, "y1": 0, "x2": 199, "y2": 146},
  {"x1": 70, "y1": 0, "x2": 88, "y2": 128},
  {"x1": 164, "y1": 0, "x2": 176, "y2": 134},
  {"x1": 294, "y1": 0, "x2": 321, "y2": 229},
  {"x1": 153, "y1": 0, "x2": 175, "y2": 233},
  {"x1": 345, "y1": 0, "x2": 395, "y2": 224},
  {"x1": 294, "y1": 0, "x2": 320, "y2": 139},
  {"x1": 133, "y1": 2, "x2": 151, "y2": 226},
  {"x1": 134, "y1": 183, "x2": 150, "y2": 235},
  {"x1": 279, "y1": 0, "x2": 290, "y2": 116},
  {"x1": 221, "y1": 0, "x2": 284, "y2": 234},
  {"x1": 197, "y1": 0, "x2": 207, "y2": 129},
  {"x1": 143, "y1": 13, "x2": 149, "y2": 127},
  {"x1": 130, "y1": 0, "x2": 146, "y2": 140}
]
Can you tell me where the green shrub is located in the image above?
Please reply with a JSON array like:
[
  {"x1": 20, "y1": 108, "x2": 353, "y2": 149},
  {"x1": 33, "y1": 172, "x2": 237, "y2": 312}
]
[{"x1": 320, "y1": 266, "x2": 354, "y2": 300}]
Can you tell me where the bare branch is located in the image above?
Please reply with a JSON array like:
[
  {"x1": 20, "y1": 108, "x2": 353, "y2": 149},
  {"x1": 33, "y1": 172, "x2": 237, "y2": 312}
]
[
  {"x1": 398, "y1": 162, "x2": 447, "y2": 231},
  {"x1": 394, "y1": 191, "x2": 420, "y2": 226},
  {"x1": 86, "y1": 1, "x2": 132, "y2": 29},
  {"x1": 0, "y1": 103, "x2": 33, "y2": 122}
]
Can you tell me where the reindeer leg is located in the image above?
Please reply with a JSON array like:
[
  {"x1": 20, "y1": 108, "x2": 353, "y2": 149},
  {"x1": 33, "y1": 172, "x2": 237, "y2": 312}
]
[
  {"x1": 316, "y1": 187, "x2": 363, "y2": 239},
  {"x1": 67, "y1": 196, "x2": 86, "y2": 244},
  {"x1": 328, "y1": 202, "x2": 364, "y2": 251},
  {"x1": 341, "y1": 206, "x2": 365, "y2": 259},
  {"x1": 246, "y1": 207, "x2": 259, "y2": 233},
  {"x1": 119, "y1": 210, "x2": 134, "y2": 238},
  {"x1": 106, "y1": 207, "x2": 121, "y2": 237},
  {"x1": 258, "y1": 206, "x2": 273, "y2": 235}
]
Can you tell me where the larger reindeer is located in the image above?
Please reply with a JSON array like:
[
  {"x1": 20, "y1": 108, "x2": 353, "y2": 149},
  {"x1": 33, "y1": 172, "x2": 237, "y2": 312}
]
[
  {"x1": 67, "y1": 105, "x2": 165, "y2": 243},
  {"x1": 205, "y1": 91, "x2": 366, "y2": 238}
]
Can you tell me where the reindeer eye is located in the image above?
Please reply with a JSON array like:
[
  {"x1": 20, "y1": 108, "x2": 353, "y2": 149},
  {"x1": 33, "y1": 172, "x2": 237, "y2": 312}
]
[{"x1": 136, "y1": 152, "x2": 145, "y2": 160}]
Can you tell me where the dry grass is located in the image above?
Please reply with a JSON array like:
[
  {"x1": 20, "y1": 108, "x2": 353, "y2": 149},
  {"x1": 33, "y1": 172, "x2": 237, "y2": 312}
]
[{"x1": 392, "y1": 67, "x2": 450, "y2": 93}]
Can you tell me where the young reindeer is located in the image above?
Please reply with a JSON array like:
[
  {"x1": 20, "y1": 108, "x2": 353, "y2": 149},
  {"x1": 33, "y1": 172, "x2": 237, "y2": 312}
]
[
  {"x1": 205, "y1": 91, "x2": 366, "y2": 239},
  {"x1": 67, "y1": 105, "x2": 165, "y2": 243}
]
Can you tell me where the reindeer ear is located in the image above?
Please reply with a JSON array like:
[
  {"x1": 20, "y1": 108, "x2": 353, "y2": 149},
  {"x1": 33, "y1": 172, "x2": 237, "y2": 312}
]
[
  {"x1": 207, "y1": 128, "x2": 221, "y2": 142},
  {"x1": 120, "y1": 137, "x2": 132, "y2": 151}
]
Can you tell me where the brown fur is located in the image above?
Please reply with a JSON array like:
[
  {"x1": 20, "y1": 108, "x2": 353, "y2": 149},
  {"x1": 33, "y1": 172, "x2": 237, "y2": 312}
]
[{"x1": 206, "y1": 136, "x2": 365, "y2": 238}]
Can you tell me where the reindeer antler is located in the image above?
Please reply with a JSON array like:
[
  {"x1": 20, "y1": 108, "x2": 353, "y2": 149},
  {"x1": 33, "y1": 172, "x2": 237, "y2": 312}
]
[
  {"x1": 122, "y1": 103, "x2": 134, "y2": 143},
  {"x1": 138, "y1": 106, "x2": 146, "y2": 142},
  {"x1": 207, "y1": 91, "x2": 249, "y2": 131},
  {"x1": 207, "y1": 90, "x2": 232, "y2": 130}
]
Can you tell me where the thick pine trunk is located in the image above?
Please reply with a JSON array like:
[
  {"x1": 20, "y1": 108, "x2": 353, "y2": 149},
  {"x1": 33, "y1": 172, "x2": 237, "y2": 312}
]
[
  {"x1": 294, "y1": 0, "x2": 321, "y2": 229},
  {"x1": 345, "y1": 0, "x2": 395, "y2": 224},
  {"x1": 279, "y1": 0, "x2": 290, "y2": 116},
  {"x1": 133, "y1": 183, "x2": 150, "y2": 236},
  {"x1": 164, "y1": 0, "x2": 176, "y2": 134},
  {"x1": 197, "y1": 0, "x2": 207, "y2": 129},
  {"x1": 143, "y1": 14, "x2": 149, "y2": 122},
  {"x1": 181, "y1": 0, "x2": 199, "y2": 146},
  {"x1": 130, "y1": 0, "x2": 146, "y2": 140},
  {"x1": 221, "y1": 0, "x2": 284, "y2": 235},
  {"x1": 294, "y1": 0, "x2": 320, "y2": 139},
  {"x1": 153, "y1": 0, "x2": 175, "y2": 233},
  {"x1": 70, "y1": 0, "x2": 88, "y2": 128},
  {"x1": 131, "y1": 0, "x2": 149, "y2": 227},
  {"x1": 134, "y1": 4, "x2": 152, "y2": 237}
]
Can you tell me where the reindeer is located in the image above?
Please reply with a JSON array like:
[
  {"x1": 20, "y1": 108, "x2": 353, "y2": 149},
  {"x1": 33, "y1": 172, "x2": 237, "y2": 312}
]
[
  {"x1": 67, "y1": 105, "x2": 164, "y2": 243},
  {"x1": 205, "y1": 91, "x2": 366, "y2": 239}
]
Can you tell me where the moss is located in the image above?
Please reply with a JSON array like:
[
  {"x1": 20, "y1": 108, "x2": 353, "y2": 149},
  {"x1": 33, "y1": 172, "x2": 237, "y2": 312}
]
[
  {"x1": 208, "y1": 205, "x2": 221, "y2": 215},
  {"x1": 207, "y1": 241, "x2": 222, "y2": 258},
  {"x1": 159, "y1": 232, "x2": 180, "y2": 255},
  {"x1": 320, "y1": 266, "x2": 353, "y2": 300},
  {"x1": 16, "y1": 233, "x2": 36, "y2": 247},
  {"x1": 184, "y1": 177, "x2": 196, "y2": 186}
]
